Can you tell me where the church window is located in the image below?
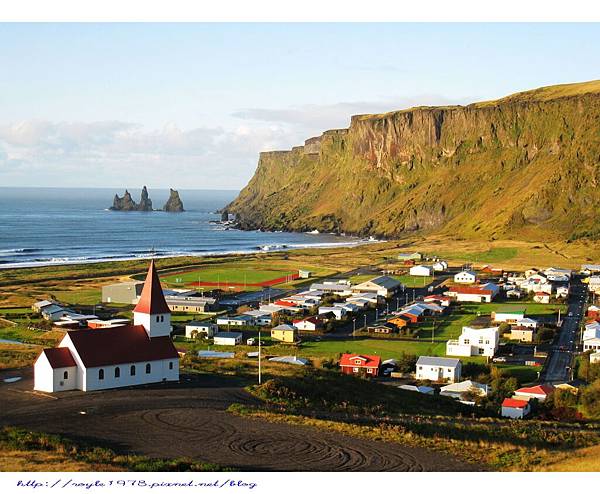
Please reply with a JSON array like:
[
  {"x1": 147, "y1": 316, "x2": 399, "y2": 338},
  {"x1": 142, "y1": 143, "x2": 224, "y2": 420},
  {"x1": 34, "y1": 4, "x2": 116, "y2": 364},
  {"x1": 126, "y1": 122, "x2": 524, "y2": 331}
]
[
  {"x1": 130, "y1": 365, "x2": 136, "y2": 376},
  {"x1": 146, "y1": 363, "x2": 151, "y2": 374},
  {"x1": 99, "y1": 369, "x2": 104, "y2": 380},
  {"x1": 115, "y1": 367, "x2": 120, "y2": 378},
  {"x1": 169, "y1": 362, "x2": 174, "y2": 370},
  {"x1": 63, "y1": 371, "x2": 68, "y2": 379}
]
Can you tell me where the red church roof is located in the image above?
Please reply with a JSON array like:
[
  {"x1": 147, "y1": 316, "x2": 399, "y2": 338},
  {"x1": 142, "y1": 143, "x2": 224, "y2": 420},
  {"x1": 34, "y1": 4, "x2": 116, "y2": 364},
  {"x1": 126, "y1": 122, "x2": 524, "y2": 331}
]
[
  {"x1": 40, "y1": 347, "x2": 77, "y2": 368},
  {"x1": 66, "y1": 325, "x2": 178, "y2": 367},
  {"x1": 134, "y1": 260, "x2": 171, "y2": 315}
]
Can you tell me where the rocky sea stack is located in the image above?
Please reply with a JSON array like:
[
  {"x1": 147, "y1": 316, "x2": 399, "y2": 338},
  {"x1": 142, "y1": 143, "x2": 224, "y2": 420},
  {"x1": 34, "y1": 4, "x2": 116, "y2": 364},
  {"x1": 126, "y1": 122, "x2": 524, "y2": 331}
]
[
  {"x1": 110, "y1": 186, "x2": 153, "y2": 211},
  {"x1": 163, "y1": 189, "x2": 185, "y2": 212}
]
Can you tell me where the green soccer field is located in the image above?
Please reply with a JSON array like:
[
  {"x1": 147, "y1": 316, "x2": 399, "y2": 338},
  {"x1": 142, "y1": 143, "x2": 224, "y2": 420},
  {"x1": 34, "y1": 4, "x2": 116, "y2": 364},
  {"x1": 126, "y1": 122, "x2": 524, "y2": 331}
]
[{"x1": 160, "y1": 266, "x2": 294, "y2": 286}]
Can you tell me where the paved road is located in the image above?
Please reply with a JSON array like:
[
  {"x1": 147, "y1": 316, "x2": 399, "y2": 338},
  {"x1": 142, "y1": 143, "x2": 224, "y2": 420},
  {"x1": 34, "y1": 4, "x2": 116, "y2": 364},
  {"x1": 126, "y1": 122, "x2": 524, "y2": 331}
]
[
  {"x1": 540, "y1": 276, "x2": 586, "y2": 383},
  {"x1": 0, "y1": 370, "x2": 478, "y2": 472}
]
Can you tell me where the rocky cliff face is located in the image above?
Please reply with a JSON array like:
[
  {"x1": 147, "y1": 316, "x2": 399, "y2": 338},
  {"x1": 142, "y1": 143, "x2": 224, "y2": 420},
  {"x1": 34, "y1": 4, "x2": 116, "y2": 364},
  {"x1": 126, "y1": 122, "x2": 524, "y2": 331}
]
[
  {"x1": 162, "y1": 189, "x2": 185, "y2": 212},
  {"x1": 109, "y1": 186, "x2": 153, "y2": 211},
  {"x1": 227, "y1": 80, "x2": 600, "y2": 241}
]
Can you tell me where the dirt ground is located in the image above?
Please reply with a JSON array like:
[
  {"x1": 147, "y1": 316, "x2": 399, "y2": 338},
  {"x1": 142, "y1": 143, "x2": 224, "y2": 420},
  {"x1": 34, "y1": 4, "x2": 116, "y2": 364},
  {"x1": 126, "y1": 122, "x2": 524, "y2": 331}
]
[{"x1": 0, "y1": 370, "x2": 479, "y2": 472}]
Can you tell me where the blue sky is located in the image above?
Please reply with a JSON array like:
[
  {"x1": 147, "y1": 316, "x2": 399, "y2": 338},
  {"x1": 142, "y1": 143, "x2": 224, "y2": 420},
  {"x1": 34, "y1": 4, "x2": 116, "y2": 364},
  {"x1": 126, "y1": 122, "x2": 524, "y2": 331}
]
[{"x1": 0, "y1": 23, "x2": 598, "y2": 189}]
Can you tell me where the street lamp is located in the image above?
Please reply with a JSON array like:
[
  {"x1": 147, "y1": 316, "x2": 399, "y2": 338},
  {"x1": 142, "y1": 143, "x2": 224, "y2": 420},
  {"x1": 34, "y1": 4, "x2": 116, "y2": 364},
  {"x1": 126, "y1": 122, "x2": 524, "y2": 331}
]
[{"x1": 258, "y1": 327, "x2": 262, "y2": 385}]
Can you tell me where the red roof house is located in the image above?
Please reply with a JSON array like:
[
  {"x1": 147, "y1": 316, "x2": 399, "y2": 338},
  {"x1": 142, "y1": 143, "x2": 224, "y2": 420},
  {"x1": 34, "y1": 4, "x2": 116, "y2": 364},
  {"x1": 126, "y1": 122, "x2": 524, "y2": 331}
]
[
  {"x1": 339, "y1": 353, "x2": 381, "y2": 377},
  {"x1": 514, "y1": 384, "x2": 554, "y2": 401},
  {"x1": 501, "y1": 398, "x2": 532, "y2": 419}
]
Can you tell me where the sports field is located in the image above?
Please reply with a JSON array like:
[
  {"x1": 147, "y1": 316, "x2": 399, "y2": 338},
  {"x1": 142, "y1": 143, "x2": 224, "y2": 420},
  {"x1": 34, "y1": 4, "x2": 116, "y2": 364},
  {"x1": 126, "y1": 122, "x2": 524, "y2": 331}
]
[{"x1": 161, "y1": 266, "x2": 299, "y2": 288}]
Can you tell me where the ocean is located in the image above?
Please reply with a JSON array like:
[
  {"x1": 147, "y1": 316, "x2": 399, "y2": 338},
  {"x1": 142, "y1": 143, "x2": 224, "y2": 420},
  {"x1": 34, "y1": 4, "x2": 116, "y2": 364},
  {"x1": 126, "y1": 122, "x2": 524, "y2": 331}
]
[{"x1": 0, "y1": 187, "x2": 366, "y2": 269}]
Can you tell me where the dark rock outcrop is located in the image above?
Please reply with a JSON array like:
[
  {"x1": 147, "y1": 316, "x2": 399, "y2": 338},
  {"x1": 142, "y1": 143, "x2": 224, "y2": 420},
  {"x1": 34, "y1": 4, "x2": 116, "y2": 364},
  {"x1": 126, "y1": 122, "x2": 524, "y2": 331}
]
[
  {"x1": 109, "y1": 186, "x2": 154, "y2": 211},
  {"x1": 162, "y1": 189, "x2": 185, "y2": 212}
]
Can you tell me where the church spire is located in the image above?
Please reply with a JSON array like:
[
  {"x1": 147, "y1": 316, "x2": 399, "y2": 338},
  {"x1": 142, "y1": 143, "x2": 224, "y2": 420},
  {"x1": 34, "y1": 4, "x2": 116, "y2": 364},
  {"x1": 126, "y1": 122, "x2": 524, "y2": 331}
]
[{"x1": 133, "y1": 260, "x2": 170, "y2": 315}]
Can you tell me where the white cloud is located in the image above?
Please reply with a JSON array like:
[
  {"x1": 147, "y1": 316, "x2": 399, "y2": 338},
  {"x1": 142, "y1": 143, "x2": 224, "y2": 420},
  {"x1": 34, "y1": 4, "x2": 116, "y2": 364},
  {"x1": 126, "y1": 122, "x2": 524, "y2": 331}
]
[{"x1": 0, "y1": 120, "x2": 296, "y2": 189}]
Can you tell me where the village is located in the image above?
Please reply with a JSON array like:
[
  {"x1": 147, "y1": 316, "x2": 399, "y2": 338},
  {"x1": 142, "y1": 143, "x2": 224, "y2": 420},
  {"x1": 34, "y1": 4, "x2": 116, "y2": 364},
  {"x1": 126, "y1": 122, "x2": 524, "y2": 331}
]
[{"x1": 4, "y1": 249, "x2": 599, "y2": 423}]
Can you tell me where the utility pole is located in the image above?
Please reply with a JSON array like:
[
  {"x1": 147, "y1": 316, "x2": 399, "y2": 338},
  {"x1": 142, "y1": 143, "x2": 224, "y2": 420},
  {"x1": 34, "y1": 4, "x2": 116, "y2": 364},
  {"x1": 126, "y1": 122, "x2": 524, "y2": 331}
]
[
  {"x1": 364, "y1": 313, "x2": 367, "y2": 329},
  {"x1": 432, "y1": 316, "x2": 435, "y2": 343},
  {"x1": 258, "y1": 327, "x2": 262, "y2": 385},
  {"x1": 413, "y1": 289, "x2": 416, "y2": 302},
  {"x1": 353, "y1": 318, "x2": 356, "y2": 338}
]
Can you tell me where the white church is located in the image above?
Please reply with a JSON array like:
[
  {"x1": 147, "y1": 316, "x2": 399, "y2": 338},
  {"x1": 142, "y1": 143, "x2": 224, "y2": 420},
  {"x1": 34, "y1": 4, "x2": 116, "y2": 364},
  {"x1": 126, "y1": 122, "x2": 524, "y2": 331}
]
[{"x1": 34, "y1": 260, "x2": 179, "y2": 393}]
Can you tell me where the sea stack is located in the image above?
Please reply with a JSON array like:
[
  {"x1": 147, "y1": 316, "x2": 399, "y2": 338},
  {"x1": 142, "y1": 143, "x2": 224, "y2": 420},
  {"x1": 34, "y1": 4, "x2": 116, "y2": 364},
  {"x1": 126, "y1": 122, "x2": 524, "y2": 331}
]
[
  {"x1": 109, "y1": 186, "x2": 154, "y2": 211},
  {"x1": 163, "y1": 189, "x2": 185, "y2": 212}
]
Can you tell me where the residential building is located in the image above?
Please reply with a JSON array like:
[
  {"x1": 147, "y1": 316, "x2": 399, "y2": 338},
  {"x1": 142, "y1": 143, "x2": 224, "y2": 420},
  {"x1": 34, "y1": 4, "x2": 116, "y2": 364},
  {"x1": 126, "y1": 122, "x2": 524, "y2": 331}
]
[
  {"x1": 292, "y1": 316, "x2": 323, "y2": 332},
  {"x1": 423, "y1": 295, "x2": 452, "y2": 307},
  {"x1": 339, "y1": 354, "x2": 381, "y2": 377},
  {"x1": 213, "y1": 332, "x2": 243, "y2": 346},
  {"x1": 318, "y1": 306, "x2": 346, "y2": 320},
  {"x1": 298, "y1": 269, "x2": 312, "y2": 279},
  {"x1": 164, "y1": 296, "x2": 218, "y2": 313},
  {"x1": 444, "y1": 283, "x2": 499, "y2": 303},
  {"x1": 432, "y1": 261, "x2": 448, "y2": 272},
  {"x1": 533, "y1": 292, "x2": 551, "y2": 304},
  {"x1": 415, "y1": 356, "x2": 461, "y2": 383},
  {"x1": 501, "y1": 398, "x2": 531, "y2": 419},
  {"x1": 446, "y1": 326, "x2": 499, "y2": 357},
  {"x1": 440, "y1": 380, "x2": 489, "y2": 401},
  {"x1": 590, "y1": 352, "x2": 600, "y2": 364},
  {"x1": 32, "y1": 300, "x2": 54, "y2": 312},
  {"x1": 352, "y1": 275, "x2": 401, "y2": 297},
  {"x1": 271, "y1": 324, "x2": 298, "y2": 343},
  {"x1": 492, "y1": 307, "x2": 526, "y2": 324},
  {"x1": 398, "y1": 252, "x2": 422, "y2": 261},
  {"x1": 185, "y1": 321, "x2": 218, "y2": 339},
  {"x1": 514, "y1": 384, "x2": 554, "y2": 402},
  {"x1": 387, "y1": 315, "x2": 411, "y2": 328},
  {"x1": 589, "y1": 276, "x2": 600, "y2": 293},
  {"x1": 584, "y1": 338, "x2": 600, "y2": 352},
  {"x1": 409, "y1": 265, "x2": 433, "y2": 277},
  {"x1": 33, "y1": 260, "x2": 179, "y2": 393},
  {"x1": 507, "y1": 327, "x2": 535, "y2": 343},
  {"x1": 216, "y1": 314, "x2": 254, "y2": 326},
  {"x1": 368, "y1": 324, "x2": 396, "y2": 334},
  {"x1": 242, "y1": 310, "x2": 272, "y2": 326},
  {"x1": 309, "y1": 282, "x2": 353, "y2": 296},
  {"x1": 582, "y1": 264, "x2": 600, "y2": 275},
  {"x1": 398, "y1": 384, "x2": 434, "y2": 394},
  {"x1": 454, "y1": 270, "x2": 477, "y2": 284}
]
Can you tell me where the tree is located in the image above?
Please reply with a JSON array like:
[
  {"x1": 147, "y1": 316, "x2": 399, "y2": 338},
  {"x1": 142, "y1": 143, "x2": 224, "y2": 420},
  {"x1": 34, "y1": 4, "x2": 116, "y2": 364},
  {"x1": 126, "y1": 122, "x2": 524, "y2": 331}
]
[
  {"x1": 396, "y1": 353, "x2": 417, "y2": 373},
  {"x1": 536, "y1": 328, "x2": 555, "y2": 343},
  {"x1": 580, "y1": 380, "x2": 600, "y2": 419}
]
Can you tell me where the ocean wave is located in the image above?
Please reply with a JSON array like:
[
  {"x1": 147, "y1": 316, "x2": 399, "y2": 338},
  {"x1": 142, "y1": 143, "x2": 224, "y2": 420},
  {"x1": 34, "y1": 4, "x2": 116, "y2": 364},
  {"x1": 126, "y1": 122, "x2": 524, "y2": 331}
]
[{"x1": 0, "y1": 248, "x2": 42, "y2": 256}]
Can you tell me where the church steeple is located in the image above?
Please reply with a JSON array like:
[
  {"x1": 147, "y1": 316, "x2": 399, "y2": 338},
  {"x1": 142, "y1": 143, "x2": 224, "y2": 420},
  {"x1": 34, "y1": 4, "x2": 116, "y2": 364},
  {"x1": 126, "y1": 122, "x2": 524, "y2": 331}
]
[{"x1": 133, "y1": 260, "x2": 172, "y2": 338}]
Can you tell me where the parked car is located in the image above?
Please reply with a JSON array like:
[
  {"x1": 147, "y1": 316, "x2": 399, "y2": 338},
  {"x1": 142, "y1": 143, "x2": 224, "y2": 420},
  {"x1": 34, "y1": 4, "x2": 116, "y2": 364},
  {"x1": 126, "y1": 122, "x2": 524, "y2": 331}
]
[
  {"x1": 246, "y1": 338, "x2": 256, "y2": 346},
  {"x1": 492, "y1": 356, "x2": 507, "y2": 363}
]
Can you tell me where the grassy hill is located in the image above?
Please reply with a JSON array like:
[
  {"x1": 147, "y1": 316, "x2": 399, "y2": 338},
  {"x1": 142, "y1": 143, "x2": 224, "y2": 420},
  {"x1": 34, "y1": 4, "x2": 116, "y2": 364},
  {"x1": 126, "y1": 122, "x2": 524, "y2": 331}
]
[{"x1": 227, "y1": 80, "x2": 600, "y2": 242}]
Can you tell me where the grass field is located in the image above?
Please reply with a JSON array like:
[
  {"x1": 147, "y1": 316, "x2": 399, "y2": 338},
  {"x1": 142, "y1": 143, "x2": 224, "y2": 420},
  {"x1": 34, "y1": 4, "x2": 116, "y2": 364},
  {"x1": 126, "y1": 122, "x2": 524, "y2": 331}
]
[
  {"x1": 434, "y1": 247, "x2": 519, "y2": 264},
  {"x1": 52, "y1": 289, "x2": 102, "y2": 306}
]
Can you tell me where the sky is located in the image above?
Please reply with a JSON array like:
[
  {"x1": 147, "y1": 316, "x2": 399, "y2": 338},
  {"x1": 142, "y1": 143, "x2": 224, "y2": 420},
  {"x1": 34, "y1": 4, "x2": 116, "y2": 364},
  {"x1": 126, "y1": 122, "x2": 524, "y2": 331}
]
[{"x1": 0, "y1": 23, "x2": 599, "y2": 190}]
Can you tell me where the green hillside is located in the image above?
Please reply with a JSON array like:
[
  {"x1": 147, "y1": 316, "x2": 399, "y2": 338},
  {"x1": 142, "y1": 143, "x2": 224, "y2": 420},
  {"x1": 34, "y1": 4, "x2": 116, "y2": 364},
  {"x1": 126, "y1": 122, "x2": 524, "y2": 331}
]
[{"x1": 227, "y1": 80, "x2": 600, "y2": 241}]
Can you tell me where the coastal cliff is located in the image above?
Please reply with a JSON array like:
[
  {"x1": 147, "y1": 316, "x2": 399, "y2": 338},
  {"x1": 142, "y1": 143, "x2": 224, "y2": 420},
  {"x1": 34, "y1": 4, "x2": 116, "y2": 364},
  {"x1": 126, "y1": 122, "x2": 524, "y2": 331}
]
[{"x1": 227, "y1": 80, "x2": 600, "y2": 241}]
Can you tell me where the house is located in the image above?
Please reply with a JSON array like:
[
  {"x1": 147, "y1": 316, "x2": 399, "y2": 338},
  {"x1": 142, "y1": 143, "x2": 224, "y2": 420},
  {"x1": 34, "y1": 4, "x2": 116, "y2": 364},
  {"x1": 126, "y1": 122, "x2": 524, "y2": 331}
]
[
  {"x1": 415, "y1": 356, "x2": 461, "y2": 383},
  {"x1": 339, "y1": 353, "x2": 381, "y2": 377},
  {"x1": 583, "y1": 338, "x2": 600, "y2": 352},
  {"x1": 398, "y1": 384, "x2": 434, "y2": 394},
  {"x1": 544, "y1": 267, "x2": 572, "y2": 280},
  {"x1": 587, "y1": 305, "x2": 600, "y2": 319},
  {"x1": 368, "y1": 324, "x2": 396, "y2": 334},
  {"x1": 271, "y1": 324, "x2": 298, "y2": 343},
  {"x1": 423, "y1": 294, "x2": 452, "y2": 307},
  {"x1": 334, "y1": 302, "x2": 360, "y2": 313},
  {"x1": 440, "y1": 380, "x2": 489, "y2": 401},
  {"x1": 517, "y1": 317, "x2": 539, "y2": 329},
  {"x1": 387, "y1": 315, "x2": 411, "y2": 328},
  {"x1": 33, "y1": 260, "x2": 179, "y2": 393},
  {"x1": 514, "y1": 384, "x2": 554, "y2": 402},
  {"x1": 582, "y1": 264, "x2": 600, "y2": 275},
  {"x1": 298, "y1": 269, "x2": 312, "y2": 279},
  {"x1": 507, "y1": 327, "x2": 535, "y2": 343},
  {"x1": 242, "y1": 310, "x2": 273, "y2": 326},
  {"x1": 185, "y1": 321, "x2": 218, "y2": 339},
  {"x1": 533, "y1": 292, "x2": 551, "y2": 304},
  {"x1": 398, "y1": 252, "x2": 422, "y2": 261},
  {"x1": 444, "y1": 283, "x2": 499, "y2": 303},
  {"x1": 309, "y1": 282, "x2": 353, "y2": 296},
  {"x1": 32, "y1": 300, "x2": 55, "y2": 312},
  {"x1": 454, "y1": 270, "x2": 477, "y2": 284},
  {"x1": 318, "y1": 306, "x2": 346, "y2": 320},
  {"x1": 409, "y1": 265, "x2": 433, "y2": 277},
  {"x1": 590, "y1": 352, "x2": 600, "y2": 364},
  {"x1": 213, "y1": 332, "x2": 243, "y2": 346},
  {"x1": 555, "y1": 286, "x2": 570, "y2": 298},
  {"x1": 492, "y1": 307, "x2": 526, "y2": 324},
  {"x1": 352, "y1": 276, "x2": 401, "y2": 297},
  {"x1": 293, "y1": 316, "x2": 323, "y2": 332},
  {"x1": 501, "y1": 398, "x2": 531, "y2": 419},
  {"x1": 398, "y1": 307, "x2": 422, "y2": 323},
  {"x1": 446, "y1": 326, "x2": 499, "y2": 357},
  {"x1": 589, "y1": 276, "x2": 600, "y2": 293},
  {"x1": 481, "y1": 265, "x2": 504, "y2": 276},
  {"x1": 506, "y1": 289, "x2": 523, "y2": 299},
  {"x1": 432, "y1": 261, "x2": 448, "y2": 272},
  {"x1": 101, "y1": 281, "x2": 144, "y2": 304},
  {"x1": 216, "y1": 314, "x2": 254, "y2": 326},
  {"x1": 163, "y1": 296, "x2": 218, "y2": 313}
]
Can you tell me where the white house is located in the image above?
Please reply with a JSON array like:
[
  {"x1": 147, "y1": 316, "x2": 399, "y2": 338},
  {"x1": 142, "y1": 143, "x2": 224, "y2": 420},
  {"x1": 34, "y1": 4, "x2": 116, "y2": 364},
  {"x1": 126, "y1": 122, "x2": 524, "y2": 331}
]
[
  {"x1": 454, "y1": 270, "x2": 477, "y2": 284},
  {"x1": 444, "y1": 283, "x2": 499, "y2": 303},
  {"x1": 318, "y1": 306, "x2": 347, "y2": 319},
  {"x1": 584, "y1": 338, "x2": 600, "y2": 352},
  {"x1": 242, "y1": 310, "x2": 273, "y2": 326},
  {"x1": 432, "y1": 261, "x2": 448, "y2": 272},
  {"x1": 440, "y1": 380, "x2": 489, "y2": 401},
  {"x1": 292, "y1": 316, "x2": 322, "y2": 331},
  {"x1": 513, "y1": 384, "x2": 554, "y2": 402},
  {"x1": 446, "y1": 326, "x2": 499, "y2": 357},
  {"x1": 590, "y1": 352, "x2": 600, "y2": 364},
  {"x1": 34, "y1": 260, "x2": 179, "y2": 393},
  {"x1": 415, "y1": 356, "x2": 461, "y2": 383},
  {"x1": 185, "y1": 321, "x2": 218, "y2": 338},
  {"x1": 492, "y1": 308, "x2": 526, "y2": 324},
  {"x1": 213, "y1": 332, "x2": 243, "y2": 346},
  {"x1": 533, "y1": 292, "x2": 551, "y2": 304},
  {"x1": 410, "y1": 265, "x2": 433, "y2": 277},
  {"x1": 501, "y1": 398, "x2": 531, "y2": 419},
  {"x1": 556, "y1": 286, "x2": 570, "y2": 298},
  {"x1": 517, "y1": 317, "x2": 539, "y2": 329},
  {"x1": 398, "y1": 384, "x2": 435, "y2": 394},
  {"x1": 216, "y1": 315, "x2": 254, "y2": 326}
]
